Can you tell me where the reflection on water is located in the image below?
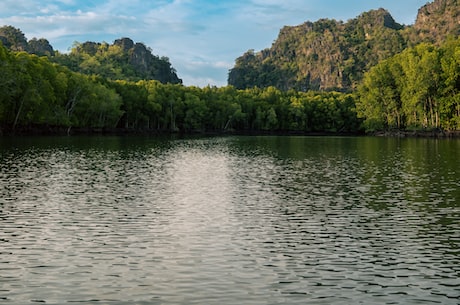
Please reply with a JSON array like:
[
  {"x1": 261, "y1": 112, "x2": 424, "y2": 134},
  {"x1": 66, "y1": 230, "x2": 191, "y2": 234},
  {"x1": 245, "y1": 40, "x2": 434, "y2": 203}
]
[{"x1": 0, "y1": 136, "x2": 459, "y2": 304}]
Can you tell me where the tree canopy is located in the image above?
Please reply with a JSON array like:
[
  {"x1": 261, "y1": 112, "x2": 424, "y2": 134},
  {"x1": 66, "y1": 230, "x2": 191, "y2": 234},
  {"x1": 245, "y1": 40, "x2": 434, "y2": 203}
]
[{"x1": 356, "y1": 37, "x2": 460, "y2": 131}]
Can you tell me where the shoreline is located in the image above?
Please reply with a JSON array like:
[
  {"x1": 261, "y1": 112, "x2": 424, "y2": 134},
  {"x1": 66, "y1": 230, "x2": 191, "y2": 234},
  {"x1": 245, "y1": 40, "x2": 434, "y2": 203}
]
[
  {"x1": 371, "y1": 130, "x2": 460, "y2": 138},
  {"x1": 1, "y1": 125, "x2": 459, "y2": 138}
]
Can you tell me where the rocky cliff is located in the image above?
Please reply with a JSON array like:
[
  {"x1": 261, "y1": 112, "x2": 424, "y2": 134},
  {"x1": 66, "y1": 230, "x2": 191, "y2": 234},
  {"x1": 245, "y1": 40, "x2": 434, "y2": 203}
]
[{"x1": 228, "y1": 0, "x2": 459, "y2": 91}]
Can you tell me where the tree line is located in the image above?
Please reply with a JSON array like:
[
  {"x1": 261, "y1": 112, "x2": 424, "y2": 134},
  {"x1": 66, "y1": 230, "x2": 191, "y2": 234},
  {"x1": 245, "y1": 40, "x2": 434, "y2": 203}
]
[
  {"x1": 1, "y1": 36, "x2": 459, "y2": 134},
  {"x1": 0, "y1": 45, "x2": 122, "y2": 132},
  {"x1": 111, "y1": 81, "x2": 361, "y2": 133},
  {"x1": 0, "y1": 42, "x2": 362, "y2": 134},
  {"x1": 356, "y1": 37, "x2": 460, "y2": 131}
]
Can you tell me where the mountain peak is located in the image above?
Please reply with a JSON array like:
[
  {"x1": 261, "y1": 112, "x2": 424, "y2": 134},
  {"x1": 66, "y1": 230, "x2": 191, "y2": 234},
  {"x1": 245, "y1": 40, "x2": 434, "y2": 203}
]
[{"x1": 355, "y1": 8, "x2": 402, "y2": 30}]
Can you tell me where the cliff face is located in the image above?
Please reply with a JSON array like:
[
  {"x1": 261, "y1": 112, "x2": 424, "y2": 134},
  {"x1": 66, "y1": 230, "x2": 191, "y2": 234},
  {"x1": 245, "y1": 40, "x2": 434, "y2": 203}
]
[
  {"x1": 414, "y1": 0, "x2": 459, "y2": 43},
  {"x1": 229, "y1": 0, "x2": 459, "y2": 91},
  {"x1": 229, "y1": 8, "x2": 406, "y2": 91},
  {"x1": 113, "y1": 37, "x2": 134, "y2": 52},
  {"x1": 130, "y1": 42, "x2": 154, "y2": 76}
]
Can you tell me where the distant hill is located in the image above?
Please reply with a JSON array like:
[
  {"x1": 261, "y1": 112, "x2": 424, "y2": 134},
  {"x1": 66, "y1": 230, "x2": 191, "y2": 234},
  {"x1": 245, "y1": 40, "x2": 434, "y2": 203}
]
[
  {"x1": 228, "y1": 0, "x2": 460, "y2": 91},
  {"x1": 0, "y1": 26, "x2": 182, "y2": 84},
  {"x1": 0, "y1": 25, "x2": 55, "y2": 56}
]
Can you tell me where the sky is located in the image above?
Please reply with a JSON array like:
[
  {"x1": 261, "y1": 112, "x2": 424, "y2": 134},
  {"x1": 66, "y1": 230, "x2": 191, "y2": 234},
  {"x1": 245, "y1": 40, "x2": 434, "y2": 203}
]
[{"x1": 0, "y1": 0, "x2": 430, "y2": 87}]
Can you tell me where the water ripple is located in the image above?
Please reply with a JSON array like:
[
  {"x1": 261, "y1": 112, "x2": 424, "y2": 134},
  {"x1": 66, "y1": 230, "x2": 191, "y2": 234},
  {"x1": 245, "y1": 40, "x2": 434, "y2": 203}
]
[{"x1": 0, "y1": 136, "x2": 458, "y2": 304}]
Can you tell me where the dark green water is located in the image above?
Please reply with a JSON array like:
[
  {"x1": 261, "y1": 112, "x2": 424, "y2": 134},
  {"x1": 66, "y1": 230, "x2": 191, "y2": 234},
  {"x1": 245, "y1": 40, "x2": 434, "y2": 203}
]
[{"x1": 0, "y1": 136, "x2": 459, "y2": 304}]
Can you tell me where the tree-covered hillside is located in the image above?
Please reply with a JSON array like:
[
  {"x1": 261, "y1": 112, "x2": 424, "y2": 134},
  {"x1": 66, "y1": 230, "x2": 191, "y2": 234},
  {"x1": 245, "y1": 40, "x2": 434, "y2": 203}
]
[
  {"x1": 52, "y1": 38, "x2": 182, "y2": 84},
  {"x1": 414, "y1": 0, "x2": 460, "y2": 44},
  {"x1": 0, "y1": 26, "x2": 182, "y2": 84},
  {"x1": 228, "y1": 0, "x2": 460, "y2": 91}
]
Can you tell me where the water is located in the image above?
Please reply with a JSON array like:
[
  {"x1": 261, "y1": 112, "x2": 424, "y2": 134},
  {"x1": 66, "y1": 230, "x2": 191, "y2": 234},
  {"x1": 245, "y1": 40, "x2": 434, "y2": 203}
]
[{"x1": 0, "y1": 135, "x2": 459, "y2": 304}]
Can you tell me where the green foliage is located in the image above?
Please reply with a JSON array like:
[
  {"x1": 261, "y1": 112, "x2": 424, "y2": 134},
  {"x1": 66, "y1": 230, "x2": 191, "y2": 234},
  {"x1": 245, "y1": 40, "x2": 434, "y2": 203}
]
[
  {"x1": 0, "y1": 44, "x2": 124, "y2": 131},
  {"x1": 1, "y1": 0, "x2": 459, "y2": 134},
  {"x1": 13, "y1": 32, "x2": 458, "y2": 135},
  {"x1": 357, "y1": 38, "x2": 460, "y2": 131}
]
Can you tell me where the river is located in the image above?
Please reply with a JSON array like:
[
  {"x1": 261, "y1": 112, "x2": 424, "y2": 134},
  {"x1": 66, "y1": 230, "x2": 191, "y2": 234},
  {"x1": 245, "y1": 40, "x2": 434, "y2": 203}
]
[{"x1": 0, "y1": 135, "x2": 459, "y2": 304}]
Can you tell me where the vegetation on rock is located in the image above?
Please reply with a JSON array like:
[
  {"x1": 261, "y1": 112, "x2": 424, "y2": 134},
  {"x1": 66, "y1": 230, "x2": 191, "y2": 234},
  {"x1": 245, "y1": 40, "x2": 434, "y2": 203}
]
[
  {"x1": 51, "y1": 38, "x2": 182, "y2": 84},
  {"x1": 229, "y1": 0, "x2": 459, "y2": 92}
]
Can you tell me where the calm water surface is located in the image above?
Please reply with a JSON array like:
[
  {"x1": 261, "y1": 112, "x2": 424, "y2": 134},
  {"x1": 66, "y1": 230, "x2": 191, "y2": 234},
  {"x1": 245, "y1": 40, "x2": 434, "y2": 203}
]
[{"x1": 0, "y1": 135, "x2": 459, "y2": 304}]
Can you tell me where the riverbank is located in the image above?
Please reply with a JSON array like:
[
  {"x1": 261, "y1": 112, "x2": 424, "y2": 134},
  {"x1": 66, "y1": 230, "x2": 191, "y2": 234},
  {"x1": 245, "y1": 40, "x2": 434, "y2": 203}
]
[
  {"x1": 372, "y1": 130, "x2": 460, "y2": 138},
  {"x1": 1, "y1": 125, "x2": 459, "y2": 138}
]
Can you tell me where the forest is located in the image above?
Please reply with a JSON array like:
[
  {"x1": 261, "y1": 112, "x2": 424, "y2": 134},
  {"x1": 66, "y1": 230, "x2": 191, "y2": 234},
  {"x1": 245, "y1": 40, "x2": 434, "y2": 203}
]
[
  {"x1": 0, "y1": 0, "x2": 459, "y2": 134},
  {"x1": 0, "y1": 41, "x2": 360, "y2": 134},
  {"x1": 357, "y1": 38, "x2": 460, "y2": 132},
  {"x1": 0, "y1": 35, "x2": 459, "y2": 134}
]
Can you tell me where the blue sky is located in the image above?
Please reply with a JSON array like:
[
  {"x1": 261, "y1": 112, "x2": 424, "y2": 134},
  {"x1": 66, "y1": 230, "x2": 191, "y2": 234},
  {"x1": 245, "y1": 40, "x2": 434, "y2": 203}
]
[{"x1": 0, "y1": 0, "x2": 429, "y2": 87}]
